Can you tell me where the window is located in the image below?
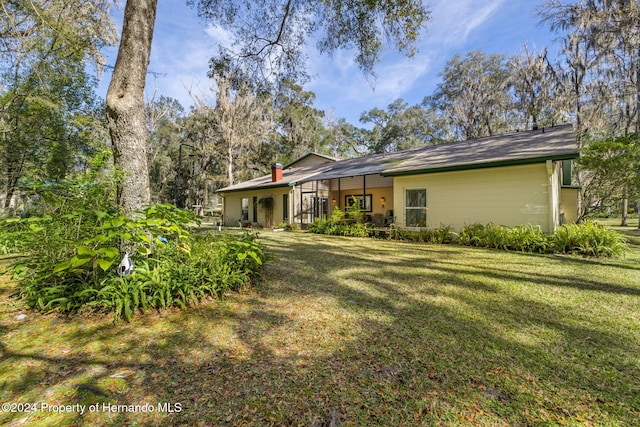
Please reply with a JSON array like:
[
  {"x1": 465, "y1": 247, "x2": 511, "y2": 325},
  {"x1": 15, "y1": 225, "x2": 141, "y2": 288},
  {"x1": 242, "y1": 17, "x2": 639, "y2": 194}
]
[
  {"x1": 562, "y1": 160, "x2": 572, "y2": 186},
  {"x1": 241, "y1": 198, "x2": 249, "y2": 221},
  {"x1": 283, "y1": 194, "x2": 289, "y2": 221},
  {"x1": 344, "y1": 194, "x2": 372, "y2": 212},
  {"x1": 405, "y1": 188, "x2": 427, "y2": 227}
]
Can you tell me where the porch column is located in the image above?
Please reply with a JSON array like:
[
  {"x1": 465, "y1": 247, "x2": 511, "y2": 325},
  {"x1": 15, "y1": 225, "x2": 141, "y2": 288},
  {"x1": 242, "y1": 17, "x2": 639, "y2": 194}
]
[{"x1": 363, "y1": 175, "x2": 367, "y2": 211}]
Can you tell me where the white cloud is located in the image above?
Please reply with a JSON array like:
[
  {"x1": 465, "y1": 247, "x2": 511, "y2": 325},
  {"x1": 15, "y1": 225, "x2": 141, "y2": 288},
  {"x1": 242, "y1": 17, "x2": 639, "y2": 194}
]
[
  {"x1": 205, "y1": 24, "x2": 236, "y2": 46},
  {"x1": 96, "y1": 0, "x2": 551, "y2": 125},
  {"x1": 424, "y1": 0, "x2": 506, "y2": 49}
]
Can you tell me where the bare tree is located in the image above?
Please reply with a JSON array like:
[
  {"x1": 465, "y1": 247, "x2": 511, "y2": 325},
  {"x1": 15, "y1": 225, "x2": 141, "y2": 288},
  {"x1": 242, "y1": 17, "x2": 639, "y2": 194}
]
[{"x1": 210, "y1": 74, "x2": 272, "y2": 186}]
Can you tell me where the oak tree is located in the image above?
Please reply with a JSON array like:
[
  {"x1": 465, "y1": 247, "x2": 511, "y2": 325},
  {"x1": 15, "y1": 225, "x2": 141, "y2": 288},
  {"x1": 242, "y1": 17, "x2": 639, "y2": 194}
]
[{"x1": 106, "y1": 0, "x2": 430, "y2": 212}]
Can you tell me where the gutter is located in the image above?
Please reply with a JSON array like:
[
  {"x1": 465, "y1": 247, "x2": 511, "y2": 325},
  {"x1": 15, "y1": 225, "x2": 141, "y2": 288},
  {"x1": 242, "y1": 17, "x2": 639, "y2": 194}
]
[
  {"x1": 381, "y1": 153, "x2": 579, "y2": 177},
  {"x1": 215, "y1": 182, "x2": 291, "y2": 194}
]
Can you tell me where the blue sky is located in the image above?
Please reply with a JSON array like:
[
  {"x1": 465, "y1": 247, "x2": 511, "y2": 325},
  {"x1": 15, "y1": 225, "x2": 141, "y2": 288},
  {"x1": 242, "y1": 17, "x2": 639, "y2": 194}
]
[{"x1": 96, "y1": 0, "x2": 559, "y2": 125}]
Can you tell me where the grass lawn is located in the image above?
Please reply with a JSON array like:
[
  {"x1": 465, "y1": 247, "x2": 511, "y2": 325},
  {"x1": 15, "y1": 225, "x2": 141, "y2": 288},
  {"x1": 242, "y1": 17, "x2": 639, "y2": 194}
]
[{"x1": 1, "y1": 229, "x2": 639, "y2": 426}]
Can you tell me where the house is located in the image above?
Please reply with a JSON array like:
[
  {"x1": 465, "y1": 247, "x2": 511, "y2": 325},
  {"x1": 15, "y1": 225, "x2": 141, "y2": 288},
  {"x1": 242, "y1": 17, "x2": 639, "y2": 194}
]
[{"x1": 217, "y1": 124, "x2": 580, "y2": 232}]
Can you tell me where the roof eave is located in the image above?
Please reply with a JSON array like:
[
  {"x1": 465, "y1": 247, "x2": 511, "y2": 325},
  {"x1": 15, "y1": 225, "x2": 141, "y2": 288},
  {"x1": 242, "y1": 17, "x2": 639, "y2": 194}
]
[
  {"x1": 382, "y1": 153, "x2": 580, "y2": 177},
  {"x1": 215, "y1": 182, "x2": 291, "y2": 194}
]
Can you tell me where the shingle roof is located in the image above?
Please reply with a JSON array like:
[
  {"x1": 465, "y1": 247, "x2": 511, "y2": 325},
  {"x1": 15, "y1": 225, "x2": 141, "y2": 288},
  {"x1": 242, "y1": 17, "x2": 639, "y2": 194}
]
[
  {"x1": 216, "y1": 163, "x2": 332, "y2": 193},
  {"x1": 217, "y1": 124, "x2": 578, "y2": 192},
  {"x1": 283, "y1": 152, "x2": 342, "y2": 169},
  {"x1": 382, "y1": 124, "x2": 578, "y2": 176}
]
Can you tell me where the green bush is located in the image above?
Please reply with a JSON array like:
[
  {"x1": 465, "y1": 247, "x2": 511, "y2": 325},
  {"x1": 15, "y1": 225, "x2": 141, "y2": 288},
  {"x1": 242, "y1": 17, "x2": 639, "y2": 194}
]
[
  {"x1": 5, "y1": 179, "x2": 266, "y2": 321},
  {"x1": 78, "y1": 232, "x2": 265, "y2": 322},
  {"x1": 0, "y1": 230, "x2": 30, "y2": 255},
  {"x1": 308, "y1": 207, "x2": 372, "y2": 237},
  {"x1": 551, "y1": 221, "x2": 628, "y2": 257},
  {"x1": 506, "y1": 224, "x2": 549, "y2": 253},
  {"x1": 310, "y1": 216, "x2": 627, "y2": 258},
  {"x1": 392, "y1": 225, "x2": 454, "y2": 244},
  {"x1": 456, "y1": 222, "x2": 626, "y2": 257}
]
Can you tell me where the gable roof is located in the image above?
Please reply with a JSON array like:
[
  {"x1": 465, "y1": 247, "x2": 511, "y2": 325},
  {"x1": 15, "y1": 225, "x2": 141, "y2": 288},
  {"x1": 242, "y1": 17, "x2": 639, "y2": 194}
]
[
  {"x1": 283, "y1": 152, "x2": 341, "y2": 169},
  {"x1": 217, "y1": 124, "x2": 578, "y2": 193}
]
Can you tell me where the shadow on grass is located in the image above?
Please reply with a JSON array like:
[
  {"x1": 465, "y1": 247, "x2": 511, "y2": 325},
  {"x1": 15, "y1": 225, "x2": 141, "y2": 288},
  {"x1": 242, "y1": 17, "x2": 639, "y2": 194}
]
[{"x1": 0, "y1": 232, "x2": 638, "y2": 425}]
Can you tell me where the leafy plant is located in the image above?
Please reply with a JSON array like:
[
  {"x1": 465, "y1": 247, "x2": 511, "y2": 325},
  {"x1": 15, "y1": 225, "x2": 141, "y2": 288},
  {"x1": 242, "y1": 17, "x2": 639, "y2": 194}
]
[
  {"x1": 456, "y1": 222, "x2": 626, "y2": 257},
  {"x1": 308, "y1": 206, "x2": 373, "y2": 237},
  {"x1": 4, "y1": 178, "x2": 268, "y2": 320},
  {"x1": 552, "y1": 221, "x2": 628, "y2": 257}
]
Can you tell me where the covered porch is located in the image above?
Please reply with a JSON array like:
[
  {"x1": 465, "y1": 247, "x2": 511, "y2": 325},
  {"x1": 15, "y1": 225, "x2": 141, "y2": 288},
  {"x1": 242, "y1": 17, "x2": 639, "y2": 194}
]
[{"x1": 291, "y1": 173, "x2": 395, "y2": 227}]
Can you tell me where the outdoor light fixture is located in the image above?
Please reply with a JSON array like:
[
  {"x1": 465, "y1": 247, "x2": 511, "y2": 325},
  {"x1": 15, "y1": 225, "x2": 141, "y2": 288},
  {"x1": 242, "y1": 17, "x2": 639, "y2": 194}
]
[
  {"x1": 332, "y1": 198, "x2": 337, "y2": 204},
  {"x1": 380, "y1": 197, "x2": 386, "y2": 203}
]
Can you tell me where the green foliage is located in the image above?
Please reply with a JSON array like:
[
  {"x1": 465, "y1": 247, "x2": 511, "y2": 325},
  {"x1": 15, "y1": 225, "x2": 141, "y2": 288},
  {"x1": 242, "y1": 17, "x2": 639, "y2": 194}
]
[
  {"x1": 392, "y1": 224, "x2": 454, "y2": 244},
  {"x1": 0, "y1": 227, "x2": 30, "y2": 255},
  {"x1": 551, "y1": 221, "x2": 628, "y2": 257},
  {"x1": 580, "y1": 133, "x2": 640, "y2": 218},
  {"x1": 308, "y1": 207, "x2": 372, "y2": 237},
  {"x1": 310, "y1": 217, "x2": 627, "y2": 258},
  {"x1": 78, "y1": 232, "x2": 265, "y2": 322},
  {"x1": 457, "y1": 222, "x2": 626, "y2": 257},
  {"x1": 4, "y1": 180, "x2": 266, "y2": 321},
  {"x1": 457, "y1": 223, "x2": 548, "y2": 252}
]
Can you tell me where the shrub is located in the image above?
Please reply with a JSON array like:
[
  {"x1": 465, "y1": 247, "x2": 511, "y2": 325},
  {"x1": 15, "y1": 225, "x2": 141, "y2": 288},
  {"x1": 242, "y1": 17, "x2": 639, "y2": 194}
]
[
  {"x1": 457, "y1": 223, "x2": 489, "y2": 247},
  {"x1": 392, "y1": 225, "x2": 454, "y2": 244},
  {"x1": 456, "y1": 222, "x2": 626, "y2": 257},
  {"x1": 5, "y1": 179, "x2": 266, "y2": 321},
  {"x1": 0, "y1": 230, "x2": 30, "y2": 255},
  {"x1": 505, "y1": 224, "x2": 548, "y2": 253},
  {"x1": 551, "y1": 221, "x2": 628, "y2": 257},
  {"x1": 308, "y1": 207, "x2": 372, "y2": 237},
  {"x1": 79, "y1": 232, "x2": 265, "y2": 322}
]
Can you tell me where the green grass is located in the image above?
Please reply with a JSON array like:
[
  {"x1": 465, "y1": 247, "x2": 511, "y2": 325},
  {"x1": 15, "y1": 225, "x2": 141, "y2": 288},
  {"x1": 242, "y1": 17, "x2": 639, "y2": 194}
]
[
  {"x1": 592, "y1": 218, "x2": 640, "y2": 251},
  {"x1": 1, "y1": 230, "x2": 639, "y2": 426}
]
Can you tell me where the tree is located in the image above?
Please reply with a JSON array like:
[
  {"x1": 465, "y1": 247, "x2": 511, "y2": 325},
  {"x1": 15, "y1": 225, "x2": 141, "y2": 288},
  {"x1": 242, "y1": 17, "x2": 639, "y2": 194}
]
[
  {"x1": 508, "y1": 45, "x2": 561, "y2": 130},
  {"x1": 193, "y1": 0, "x2": 429, "y2": 82},
  {"x1": 425, "y1": 50, "x2": 512, "y2": 140},
  {"x1": 0, "y1": 0, "x2": 116, "y2": 209},
  {"x1": 106, "y1": 0, "x2": 157, "y2": 215},
  {"x1": 210, "y1": 72, "x2": 272, "y2": 186},
  {"x1": 580, "y1": 133, "x2": 640, "y2": 220},
  {"x1": 360, "y1": 99, "x2": 439, "y2": 154},
  {"x1": 107, "y1": 0, "x2": 430, "y2": 213},
  {"x1": 146, "y1": 96, "x2": 185, "y2": 203},
  {"x1": 320, "y1": 115, "x2": 367, "y2": 158},
  {"x1": 538, "y1": 0, "x2": 640, "y2": 222},
  {"x1": 271, "y1": 79, "x2": 326, "y2": 162}
]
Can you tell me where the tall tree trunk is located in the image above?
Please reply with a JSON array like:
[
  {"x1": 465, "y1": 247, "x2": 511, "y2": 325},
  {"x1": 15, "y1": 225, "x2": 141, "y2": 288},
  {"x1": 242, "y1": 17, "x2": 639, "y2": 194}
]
[
  {"x1": 106, "y1": 0, "x2": 157, "y2": 215},
  {"x1": 621, "y1": 189, "x2": 628, "y2": 227}
]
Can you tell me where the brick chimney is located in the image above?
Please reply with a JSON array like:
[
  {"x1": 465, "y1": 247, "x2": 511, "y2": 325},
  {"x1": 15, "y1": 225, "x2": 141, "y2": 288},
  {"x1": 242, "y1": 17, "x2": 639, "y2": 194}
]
[{"x1": 271, "y1": 163, "x2": 283, "y2": 182}]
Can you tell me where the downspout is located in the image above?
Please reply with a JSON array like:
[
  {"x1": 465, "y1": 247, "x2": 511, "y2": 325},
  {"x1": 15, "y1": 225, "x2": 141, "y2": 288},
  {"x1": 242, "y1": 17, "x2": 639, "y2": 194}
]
[
  {"x1": 288, "y1": 181, "x2": 297, "y2": 226},
  {"x1": 300, "y1": 182, "x2": 303, "y2": 228},
  {"x1": 546, "y1": 160, "x2": 556, "y2": 233}
]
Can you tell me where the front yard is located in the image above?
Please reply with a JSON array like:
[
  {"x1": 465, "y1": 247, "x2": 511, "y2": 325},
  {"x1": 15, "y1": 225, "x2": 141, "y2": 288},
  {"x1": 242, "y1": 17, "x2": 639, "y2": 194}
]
[{"x1": 1, "y1": 230, "x2": 639, "y2": 426}]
